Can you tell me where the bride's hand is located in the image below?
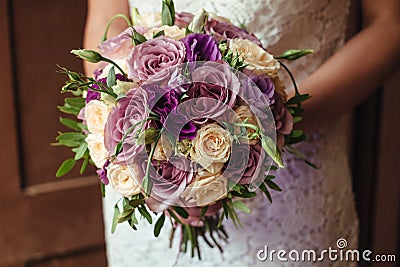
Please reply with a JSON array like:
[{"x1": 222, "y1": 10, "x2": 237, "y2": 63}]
[{"x1": 297, "y1": 0, "x2": 400, "y2": 133}]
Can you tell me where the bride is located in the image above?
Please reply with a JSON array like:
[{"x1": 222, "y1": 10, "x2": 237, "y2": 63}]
[{"x1": 84, "y1": 0, "x2": 400, "y2": 266}]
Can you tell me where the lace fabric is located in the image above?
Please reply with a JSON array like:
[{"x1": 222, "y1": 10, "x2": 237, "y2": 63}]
[{"x1": 103, "y1": 1, "x2": 359, "y2": 266}]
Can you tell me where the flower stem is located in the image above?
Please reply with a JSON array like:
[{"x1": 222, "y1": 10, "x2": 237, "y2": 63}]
[
  {"x1": 101, "y1": 14, "x2": 133, "y2": 42},
  {"x1": 142, "y1": 129, "x2": 162, "y2": 196}
]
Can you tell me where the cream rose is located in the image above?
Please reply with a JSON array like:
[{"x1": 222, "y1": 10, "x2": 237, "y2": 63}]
[
  {"x1": 152, "y1": 135, "x2": 173, "y2": 161},
  {"x1": 181, "y1": 170, "x2": 228, "y2": 207},
  {"x1": 190, "y1": 123, "x2": 232, "y2": 173},
  {"x1": 230, "y1": 105, "x2": 259, "y2": 145},
  {"x1": 84, "y1": 100, "x2": 110, "y2": 134},
  {"x1": 132, "y1": 11, "x2": 162, "y2": 28},
  {"x1": 85, "y1": 133, "x2": 108, "y2": 168},
  {"x1": 107, "y1": 163, "x2": 141, "y2": 197},
  {"x1": 144, "y1": 25, "x2": 186, "y2": 40},
  {"x1": 229, "y1": 38, "x2": 280, "y2": 76}
]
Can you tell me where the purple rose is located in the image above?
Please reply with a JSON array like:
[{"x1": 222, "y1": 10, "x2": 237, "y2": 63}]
[
  {"x1": 163, "y1": 109, "x2": 197, "y2": 141},
  {"x1": 205, "y1": 19, "x2": 262, "y2": 46},
  {"x1": 181, "y1": 33, "x2": 222, "y2": 62},
  {"x1": 250, "y1": 75, "x2": 275, "y2": 104},
  {"x1": 126, "y1": 36, "x2": 186, "y2": 81},
  {"x1": 145, "y1": 84, "x2": 180, "y2": 123},
  {"x1": 104, "y1": 87, "x2": 149, "y2": 165},
  {"x1": 175, "y1": 12, "x2": 194, "y2": 28},
  {"x1": 223, "y1": 144, "x2": 265, "y2": 185}
]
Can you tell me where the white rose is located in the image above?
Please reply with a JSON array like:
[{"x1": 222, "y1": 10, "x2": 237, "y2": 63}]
[
  {"x1": 181, "y1": 170, "x2": 228, "y2": 207},
  {"x1": 230, "y1": 105, "x2": 259, "y2": 145},
  {"x1": 85, "y1": 133, "x2": 109, "y2": 168},
  {"x1": 229, "y1": 38, "x2": 280, "y2": 76},
  {"x1": 144, "y1": 25, "x2": 186, "y2": 40},
  {"x1": 133, "y1": 12, "x2": 162, "y2": 28},
  {"x1": 190, "y1": 123, "x2": 232, "y2": 173},
  {"x1": 107, "y1": 163, "x2": 141, "y2": 197},
  {"x1": 84, "y1": 100, "x2": 110, "y2": 134}
]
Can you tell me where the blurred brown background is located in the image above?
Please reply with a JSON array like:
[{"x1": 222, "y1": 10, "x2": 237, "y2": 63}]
[{"x1": 0, "y1": 0, "x2": 398, "y2": 266}]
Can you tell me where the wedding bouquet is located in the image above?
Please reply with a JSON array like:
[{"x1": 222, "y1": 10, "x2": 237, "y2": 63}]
[{"x1": 53, "y1": 0, "x2": 313, "y2": 258}]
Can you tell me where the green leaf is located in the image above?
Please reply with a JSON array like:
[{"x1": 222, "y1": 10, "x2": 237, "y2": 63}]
[
  {"x1": 111, "y1": 204, "x2": 120, "y2": 233},
  {"x1": 138, "y1": 205, "x2": 153, "y2": 224},
  {"x1": 117, "y1": 209, "x2": 134, "y2": 223},
  {"x1": 291, "y1": 130, "x2": 303, "y2": 138},
  {"x1": 173, "y1": 206, "x2": 189, "y2": 219},
  {"x1": 153, "y1": 30, "x2": 165, "y2": 38},
  {"x1": 161, "y1": 0, "x2": 175, "y2": 26},
  {"x1": 80, "y1": 156, "x2": 89, "y2": 175},
  {"x1": 57, "y1": 105, "x2": 80, "y2": 116},
  {"x1": 286, "y1": 94, "x2": 312, "y2": 105},
  {"x1": 167, "y1": 209, "x2": 182, "y2": 224},
  {"x1": 71, "y1": 49, "x2": 104, "y2": 63},
  {"x1": 130, "y1": 28, "x2": 147, "y2": 45},
  {"x1": 130, "y1": 211, "x2": 138, "y2": 225},
  {"x1": 65, "y1": 97, "x2": 85, "y2": 110},
  {"x1": 261, "y1": 136, "x2": 284, "y2": 168},
  {"x1": 200, "y1": 206, "x2": 208, "y2": 218},
  {"x1": 232, "y1": 200, "x2": 251, "y2": 214},
  {"x1": 56, "y1": 132, "x2": 86, "y2": 147},
  {"x1": 266, "y1": 180, "x2": 282, "y2": 191},
  {"x1": 129, "y1": 198, "x2": 145, "y2": 208},
  {"x1": 100, "y1": 182, "x2": 105, "y2": 198},
  {"x1": 56, "y1": 158, "x2": 77, "y2": 177},
  {"x1": 259, "y1": 183, "x2": 272, "y2": 203},
  {"x1": 275, "y1": 49, "x2": 314, "y2": 60},
  {"x1": 107, "y1": 66, "x2": 116, "y2": 88},
  {"x1": 293, "y1": 116, "x2": 302, "y2": 123},
  {"x1": 74, "y1": 141, "x2": 88, "y2": 160},
  {"x1": 59, "y1": 117, "x2": 81, "y2": 131},
  {"x1": 221, "y1": 200, "x2": 229, "y2": 219},
  {"x1": 137, "y1": 128, "x2": 160, "y2": 145},
  {"x1": 154, "y1": 213, "x2": 166, "y2": 237}
]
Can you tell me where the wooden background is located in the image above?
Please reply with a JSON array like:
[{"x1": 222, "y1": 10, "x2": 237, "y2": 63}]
[{"x1": 0, "y1": 0, "x2": 398, "y2": 266}]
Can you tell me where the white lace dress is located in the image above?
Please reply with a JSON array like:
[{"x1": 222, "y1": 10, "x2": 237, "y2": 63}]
[{"x1": 103, "y1": 1, "x2": 359, "y2": 266}]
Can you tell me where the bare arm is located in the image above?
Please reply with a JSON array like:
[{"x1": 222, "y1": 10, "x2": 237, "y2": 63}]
[
  {"x1": 298, "y1": 0, "x2": 400, "y2": 132},
  {"x1": 83, "y1": 0, "x2": 130, "y2": 75}
]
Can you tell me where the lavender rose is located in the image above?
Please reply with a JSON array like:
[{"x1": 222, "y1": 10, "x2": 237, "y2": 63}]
[
  {"x1": 98, "y1": 28, "x2": 135, "y2": 60},
  {"x1": 205, "y1": 19, "x2": 262, "y2": 46},
  {"x1": 181, "y1": 33, "x2": 222, "y2": 62},
  {"x1": 238, "y1": 74, "x2": 275, "y2": 131},
  {"x1": 223, "y1": 144, "x2": 265, "y2": 185},
  {"x1": 152, "y1": 156, "x2": 196, "y2": 200},
  {"x1": 104, "y1": 87, "x2": 149, "y2": 165},
  {"x1": 181, "y1": 62, "x2": 239, "y2": 124},
  {"x1": 175, "y1": 12, "x2": 194, "y2": 28},
  {"x1": 126, "y1": 36, "x2": 186, "y2": 80}
]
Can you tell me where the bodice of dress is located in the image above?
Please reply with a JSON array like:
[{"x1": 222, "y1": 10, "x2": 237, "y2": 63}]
[{"x1": 104, "y1": 1, "x2": 359, "y2": 266}]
